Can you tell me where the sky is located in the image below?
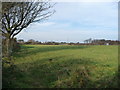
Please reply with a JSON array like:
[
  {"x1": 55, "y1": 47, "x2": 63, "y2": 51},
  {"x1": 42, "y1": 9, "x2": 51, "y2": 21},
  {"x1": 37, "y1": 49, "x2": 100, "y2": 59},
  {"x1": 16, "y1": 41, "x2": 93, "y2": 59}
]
[{"x1": 16, "y1": 0, "x2": 118, "y2": 43}]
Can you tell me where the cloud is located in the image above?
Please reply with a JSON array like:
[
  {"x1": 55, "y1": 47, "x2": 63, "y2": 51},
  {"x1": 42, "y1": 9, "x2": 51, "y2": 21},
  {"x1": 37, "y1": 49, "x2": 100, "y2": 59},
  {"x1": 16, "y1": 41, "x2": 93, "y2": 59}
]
[
  {"x1": 51, "y1": 2, "x2": 117, "y2": 28},
  {"x1": 16, "y1": 2, "x2": 118, "y2": 42},
  {"x1": 16, "y1": 28, "x2": 118, "y2": 42},
  {"x1": 50, "y1": 0, "x2": 119, "y2": 2},
  {"x1": 24, "y1": 21, "x2": 71, "y2": 32},
  {"x1": 30, "y1": 22, "x2": 56, "y2": 27}
]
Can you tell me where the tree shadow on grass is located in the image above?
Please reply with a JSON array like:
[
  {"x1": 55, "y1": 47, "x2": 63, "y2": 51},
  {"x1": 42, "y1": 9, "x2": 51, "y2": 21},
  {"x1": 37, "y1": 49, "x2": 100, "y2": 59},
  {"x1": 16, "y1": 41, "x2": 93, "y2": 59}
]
[
  {"x1": 5, "y1": 57, "x2": 99, "y2": 88},
  {"x1": 3, "y1": 55, "x2": 118, "y2": 88},
  {"x1": 2, "y1": 65, "x2": 26, "y2": 88},
  {"x1": 94, "y1": 71, "x2": 119, "y2": 88},
  {"x1": 2, "y1": 57, "x2": 96, "y2": 88},
  {"x1": 13, "y1": 45, "x2": 89, "y2": 58}
]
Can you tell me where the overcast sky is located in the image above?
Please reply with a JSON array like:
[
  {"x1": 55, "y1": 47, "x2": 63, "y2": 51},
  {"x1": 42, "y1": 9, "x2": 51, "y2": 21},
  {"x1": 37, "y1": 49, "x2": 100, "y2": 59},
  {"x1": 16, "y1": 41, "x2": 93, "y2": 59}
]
[{"x1": 16, "y1": 0, "x2": 118, "y2": 42}]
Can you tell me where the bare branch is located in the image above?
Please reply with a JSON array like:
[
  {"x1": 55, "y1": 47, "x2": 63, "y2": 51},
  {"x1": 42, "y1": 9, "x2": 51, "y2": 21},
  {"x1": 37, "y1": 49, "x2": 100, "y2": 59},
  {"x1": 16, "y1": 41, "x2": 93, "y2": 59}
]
[{"x1": 2, "y1": 1, "x2": 55, "y2": 38}]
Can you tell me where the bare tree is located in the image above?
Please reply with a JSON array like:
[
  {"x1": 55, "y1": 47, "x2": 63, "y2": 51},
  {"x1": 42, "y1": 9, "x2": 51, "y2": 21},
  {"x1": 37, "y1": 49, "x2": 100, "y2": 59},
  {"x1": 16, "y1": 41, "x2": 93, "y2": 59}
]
[
  {"x1": 1, "y1": 1, "x2": 55, "y2": 57},
  {"x1": 84, "y1": 38, "x2": 92, "y2": 44}
]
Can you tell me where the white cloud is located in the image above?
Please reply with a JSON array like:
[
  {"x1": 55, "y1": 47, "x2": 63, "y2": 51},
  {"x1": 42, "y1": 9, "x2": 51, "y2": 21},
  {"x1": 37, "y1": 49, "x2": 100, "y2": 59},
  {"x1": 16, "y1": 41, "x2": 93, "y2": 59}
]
[
  {"x1": 3, "y1": 0, "x2": 119, "y2": 3},
  {"x1": 51, "y1": 2, "x2": 118, "y2": 28},
  {"x1": 16, "y1": 2, "x2": 118, "y2": 42},
  {"x1": 31, "y1": 22, "x2": 56, "y2": 27},
  {"x1": 50, "y1": 0, "x2": 119, "y2": 2},
  {"x1": 24, "y1": 21, "x2": 71, "y2": 32},
  {"x1": 16, "y1": 28, "x2": 118, "y2": 42}
]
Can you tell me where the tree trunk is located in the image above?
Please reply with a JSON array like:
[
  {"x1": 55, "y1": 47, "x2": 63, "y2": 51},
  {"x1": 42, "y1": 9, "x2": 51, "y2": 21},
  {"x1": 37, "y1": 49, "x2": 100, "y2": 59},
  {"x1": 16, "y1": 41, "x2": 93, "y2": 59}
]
[{"x1": 6, "y1": 38, "x2": 11, "y2": 59}]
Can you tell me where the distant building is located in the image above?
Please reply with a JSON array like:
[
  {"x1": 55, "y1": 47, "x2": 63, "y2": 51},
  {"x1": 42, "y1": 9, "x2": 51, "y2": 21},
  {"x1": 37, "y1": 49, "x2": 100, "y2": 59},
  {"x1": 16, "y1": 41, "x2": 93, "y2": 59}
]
[{"x1": 105, "y1": 43, "x2": 109, "y2": 45}]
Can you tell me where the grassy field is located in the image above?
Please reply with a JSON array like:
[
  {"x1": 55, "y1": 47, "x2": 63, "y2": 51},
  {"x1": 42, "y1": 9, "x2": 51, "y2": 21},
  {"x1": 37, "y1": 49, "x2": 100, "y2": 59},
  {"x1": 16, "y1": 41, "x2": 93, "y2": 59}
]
[{"x1": 3, "y1": 45, "x2": 118, "y2": 88}]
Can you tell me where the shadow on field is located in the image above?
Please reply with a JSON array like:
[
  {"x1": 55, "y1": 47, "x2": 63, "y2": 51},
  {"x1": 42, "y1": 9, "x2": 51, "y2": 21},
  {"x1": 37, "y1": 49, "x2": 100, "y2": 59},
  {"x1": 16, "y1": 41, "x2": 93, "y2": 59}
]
[
  {"x1": 3, "y1": 56, "x2": 118, "y2": 88},
  {"x1": 3, "y1": 65, "x2": 26, "y2": 88},
  {"x1": 94, "y1": 72, "x2": 119, "y2": 88},
  {"x1": 13, "y1": 45, "x2": 89, "y2": 58}
]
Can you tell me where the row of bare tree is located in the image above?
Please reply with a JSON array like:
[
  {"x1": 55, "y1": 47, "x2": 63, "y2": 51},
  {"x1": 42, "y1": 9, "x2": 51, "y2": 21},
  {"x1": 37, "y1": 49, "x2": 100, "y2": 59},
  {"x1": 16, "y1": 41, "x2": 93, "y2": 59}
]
[{"x1": 17, "y1": 39, "x2": 120, "y2": 45}]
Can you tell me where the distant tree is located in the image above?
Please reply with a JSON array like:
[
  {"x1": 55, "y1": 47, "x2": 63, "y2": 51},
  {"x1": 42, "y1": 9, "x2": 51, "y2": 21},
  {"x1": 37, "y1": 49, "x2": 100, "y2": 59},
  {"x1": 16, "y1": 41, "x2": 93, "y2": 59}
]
[
  {"x1": 38, "y1": 41, "x2": 42, "y2": 44},
  {"x1": 35, "y1": 41, "x2": 39, "y2": 44},
  {"x1": 18, "y1": 39, "x2": 24, "y2": 44},
  {"x1": 26, "y1": 39, "x2": 36, "y2": 44},
  {"x1": 84, "y1": 40, "x2": 89, "y2": 43},
  {"x1": 2, "y1": 1, "x2": 55, "y2": 57},
  {"x1": 61, "y1": 42, "x2": 67, "y2": 44},
  {"x1": 69, "y1": 42, "x2": 74, "y2": 45},
  {"x1": 84, "y1": 38, "x2": 92, "y2": 44}
]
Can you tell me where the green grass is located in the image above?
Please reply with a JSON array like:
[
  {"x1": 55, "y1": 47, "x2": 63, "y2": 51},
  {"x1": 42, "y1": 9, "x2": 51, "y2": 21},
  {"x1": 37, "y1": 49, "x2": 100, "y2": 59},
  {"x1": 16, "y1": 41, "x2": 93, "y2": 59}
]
[{"x1": 3, "y1": 45, "x2": 118, "y2": 88}]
